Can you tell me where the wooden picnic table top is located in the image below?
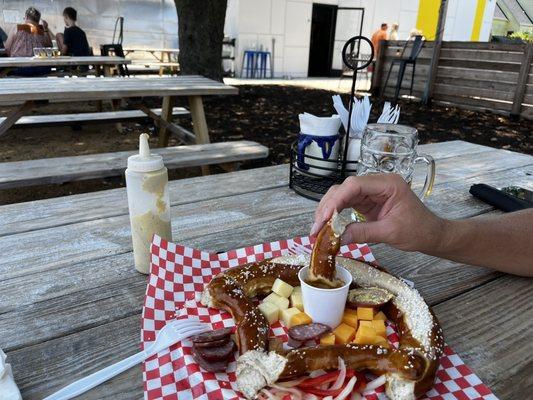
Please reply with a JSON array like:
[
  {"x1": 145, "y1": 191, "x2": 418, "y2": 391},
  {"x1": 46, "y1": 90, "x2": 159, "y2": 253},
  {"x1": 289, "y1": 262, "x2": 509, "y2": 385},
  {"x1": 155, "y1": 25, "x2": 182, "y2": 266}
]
[
  {"x1": 0, "y1": 56, "x2": 131, "y2": 68},
  {"x1": 0, "y1": 75, "x2": 238, "y2": 102},
  {"x1": 124, "y1": 48, "x2": 179, "y2": 53},
  {"x1": 0, "y1": 140, "x2": 531, "y2": 399}
]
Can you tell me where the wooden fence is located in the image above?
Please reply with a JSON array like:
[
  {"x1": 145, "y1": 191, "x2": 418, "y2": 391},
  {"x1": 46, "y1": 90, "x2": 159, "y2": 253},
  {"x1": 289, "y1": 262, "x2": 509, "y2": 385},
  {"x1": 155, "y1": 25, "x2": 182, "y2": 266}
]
[{"x1": 372, "y1": 41, "x2": 533, "y2": 120}]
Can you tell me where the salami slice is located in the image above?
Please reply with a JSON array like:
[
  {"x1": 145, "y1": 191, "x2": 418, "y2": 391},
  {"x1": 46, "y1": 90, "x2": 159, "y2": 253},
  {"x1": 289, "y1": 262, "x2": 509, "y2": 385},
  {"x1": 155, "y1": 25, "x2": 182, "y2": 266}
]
[
  {"x1": 288, "y1": 323, "x2": 331, "y2": 342},
  {"x1": 192, "y1": 350, "x2": 229, "y2": 372},
  {"x1": 192, "y1": 337, "x2": 230, "y2": 349},
  {"x1": 346, "y1": 287, "x2": 393, "y2": 308},
  {"x1": 193, "y1": 339, "x2": 236, "y2": 362},
  {"x1": 191, "y1": 327, "x2": 232, "y2": 343}
]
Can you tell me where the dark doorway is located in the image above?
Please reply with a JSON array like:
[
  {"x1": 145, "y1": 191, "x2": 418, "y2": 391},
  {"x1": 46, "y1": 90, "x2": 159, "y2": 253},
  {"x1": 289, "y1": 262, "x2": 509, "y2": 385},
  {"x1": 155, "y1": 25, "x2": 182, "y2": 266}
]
[{"x1": 308, "y1": 4, "x2": 337, "y2": 77}]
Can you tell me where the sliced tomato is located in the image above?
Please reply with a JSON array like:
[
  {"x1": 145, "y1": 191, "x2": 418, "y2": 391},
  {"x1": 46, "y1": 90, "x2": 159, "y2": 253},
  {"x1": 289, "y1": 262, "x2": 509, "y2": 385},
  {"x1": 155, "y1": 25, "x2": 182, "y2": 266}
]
[
  {"x1": 298, "y1": 369, "x2": 356, "y2": 388},
  {"x1": 353, "y1": 371, "x2": 367, "y2": 392},
  {"x1": 281, "y1": 395, "x2": 292, "y2": 400}
]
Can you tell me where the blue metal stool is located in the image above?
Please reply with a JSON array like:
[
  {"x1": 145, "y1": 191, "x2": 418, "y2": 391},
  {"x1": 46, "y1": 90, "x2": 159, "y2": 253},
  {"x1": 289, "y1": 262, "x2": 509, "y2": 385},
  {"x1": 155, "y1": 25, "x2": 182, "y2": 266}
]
[{"x1": 241, "y1": 50, "x2": 257, "y2": 78}]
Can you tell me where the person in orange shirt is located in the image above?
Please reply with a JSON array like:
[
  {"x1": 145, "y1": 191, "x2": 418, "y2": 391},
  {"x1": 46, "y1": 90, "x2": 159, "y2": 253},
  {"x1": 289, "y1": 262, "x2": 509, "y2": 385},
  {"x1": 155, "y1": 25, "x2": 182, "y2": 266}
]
[{"x1": 371, "y1": 23, "x2": 389, "y2": 59}]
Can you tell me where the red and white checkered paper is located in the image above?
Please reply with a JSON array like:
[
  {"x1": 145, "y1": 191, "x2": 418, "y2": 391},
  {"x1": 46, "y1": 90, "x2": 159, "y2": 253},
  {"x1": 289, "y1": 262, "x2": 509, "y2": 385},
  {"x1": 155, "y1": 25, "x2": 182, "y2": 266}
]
[{"x1": 142, "y1": 235, "x2": 497, "y2": 400}]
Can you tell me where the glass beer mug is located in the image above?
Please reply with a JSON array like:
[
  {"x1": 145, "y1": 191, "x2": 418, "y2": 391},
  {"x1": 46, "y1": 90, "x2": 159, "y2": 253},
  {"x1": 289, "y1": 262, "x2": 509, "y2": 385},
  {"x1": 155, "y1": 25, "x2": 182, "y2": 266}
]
[{"x1": 358, "y1": 123, "x2": 436, "y2": 199}]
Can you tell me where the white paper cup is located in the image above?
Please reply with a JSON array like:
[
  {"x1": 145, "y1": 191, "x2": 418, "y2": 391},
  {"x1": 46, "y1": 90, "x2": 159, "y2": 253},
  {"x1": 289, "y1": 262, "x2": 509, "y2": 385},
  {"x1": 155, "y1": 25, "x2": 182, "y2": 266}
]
[{"x1": 298, "y1": 266, "x2": 353, "y2": 328}]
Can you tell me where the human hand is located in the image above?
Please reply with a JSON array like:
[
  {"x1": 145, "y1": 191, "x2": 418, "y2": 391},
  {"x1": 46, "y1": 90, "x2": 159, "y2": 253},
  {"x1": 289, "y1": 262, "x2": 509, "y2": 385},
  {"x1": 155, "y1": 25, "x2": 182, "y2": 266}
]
[{"x1": 310, "y1": 174, "x2": 445, "y2": 253}]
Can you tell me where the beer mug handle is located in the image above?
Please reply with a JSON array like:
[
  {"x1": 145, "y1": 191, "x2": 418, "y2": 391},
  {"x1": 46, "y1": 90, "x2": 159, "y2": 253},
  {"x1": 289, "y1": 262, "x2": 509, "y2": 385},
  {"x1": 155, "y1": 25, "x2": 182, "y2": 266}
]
[{"x1": 414, "y1": 154, "x2": 435, "y2": 199}]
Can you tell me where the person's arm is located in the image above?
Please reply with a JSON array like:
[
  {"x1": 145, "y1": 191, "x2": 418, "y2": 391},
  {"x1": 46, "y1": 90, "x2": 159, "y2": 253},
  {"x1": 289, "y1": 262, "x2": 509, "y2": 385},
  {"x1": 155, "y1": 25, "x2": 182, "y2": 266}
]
[
  {"x1": 56, "y1": 32, "x2": 67, "y2": 54},
  {"x1": 41, "y1": 20, "x2": 53, "y2": 46},
  {"x1": 310, "y1": 174, "x2": 533, "y2": 277}
]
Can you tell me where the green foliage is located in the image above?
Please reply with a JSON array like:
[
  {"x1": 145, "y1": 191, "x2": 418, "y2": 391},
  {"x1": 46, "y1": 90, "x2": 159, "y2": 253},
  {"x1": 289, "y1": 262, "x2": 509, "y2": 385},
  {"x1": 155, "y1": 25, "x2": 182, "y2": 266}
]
[{"x1": 509, "y1": 31, "x2": 533, "y2": 43}]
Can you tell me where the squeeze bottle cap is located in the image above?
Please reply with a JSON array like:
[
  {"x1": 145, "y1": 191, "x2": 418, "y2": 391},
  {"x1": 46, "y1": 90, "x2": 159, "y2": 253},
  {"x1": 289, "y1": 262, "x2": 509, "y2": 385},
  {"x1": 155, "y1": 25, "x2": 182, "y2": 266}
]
[{"x1": 127, "y1": 133, "x2": 164, "y2": 172}]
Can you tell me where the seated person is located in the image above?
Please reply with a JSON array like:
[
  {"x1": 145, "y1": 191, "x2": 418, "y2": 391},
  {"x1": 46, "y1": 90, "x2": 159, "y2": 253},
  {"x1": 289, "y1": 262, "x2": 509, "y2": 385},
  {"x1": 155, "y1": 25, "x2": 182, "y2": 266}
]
[
  {"x1": 55, "y1": 7, "x2": 91, "y2": 56},
  {"x1": 4, "y1": 7, "x2": 52, "y2": 76}
]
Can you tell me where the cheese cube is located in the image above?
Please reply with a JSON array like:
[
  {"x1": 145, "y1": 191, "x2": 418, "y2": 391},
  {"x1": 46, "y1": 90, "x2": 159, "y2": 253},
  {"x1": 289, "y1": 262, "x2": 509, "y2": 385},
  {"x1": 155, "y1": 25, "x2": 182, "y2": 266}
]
[
  {"x1": 372, "y1": 319, "x2": 387, "y2": 337},
  {"x1": 353, "y1": 324, "x2": 376, "y2": 345},
  {"x1": 272, "y1": 278, "x2": 294, "y2": 298},
  {"x1": 291, "y1": 312, "x2": 312, "y2": 327},
  {"x1": 374, "y1": 311, "x2": 387, "y2": 321},
  {"x1": 357, "y1": 306, "x2": 375, "y2": 321},
  {"x1": 290, "y1": 291, "x2": 304, "y2": 311},
  {"x1": 263, "y1": 292, "x2": 289, "y2": 310},
  {"x1": 333, "y1": 323, "x2": 356, "y2": 344},
  {"x1": 320, "y1": 332, "x2": 336, "y2": 346},
  {"x1": 292, "y1": 285, "x2": 302, "y2": 293},
  {"x1": 281, "y1": 307, "x2": 301, "y2": 328},
  {"x1": 359, "y1": 320, "x2": 373, "y2": 328},
  {"x1": 341, "y1": 309, "x2": 358, "y2": 329},
  {"x1": 258, "y1": 301, "x2": 279, "y2": 325}
]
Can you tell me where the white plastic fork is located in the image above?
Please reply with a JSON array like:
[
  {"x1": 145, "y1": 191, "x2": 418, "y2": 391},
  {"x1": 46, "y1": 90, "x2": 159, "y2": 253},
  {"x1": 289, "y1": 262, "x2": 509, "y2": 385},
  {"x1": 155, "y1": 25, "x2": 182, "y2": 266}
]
[{"x1": 44, "y1": 319, "x2": 208, "y2": 400}]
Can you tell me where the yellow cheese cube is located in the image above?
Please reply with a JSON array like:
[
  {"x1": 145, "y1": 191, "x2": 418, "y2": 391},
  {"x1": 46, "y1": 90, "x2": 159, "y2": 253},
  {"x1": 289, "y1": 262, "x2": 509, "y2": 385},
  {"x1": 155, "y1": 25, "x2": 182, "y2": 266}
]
[
  {"x1": 272, "y1": 278, "x2": 294, "y2": 298},
  {"x1": 341, "y1": 309, "x2": 358, "y2": 329},
  {"x1": 320, "y1": 332, "x2": 336, "y2": 346},
  {"x1": 357, "y1": 306, "x2": 375, "y2": 321},
  {"x1": 258, "y1": 301, "x2": 279, "y2": 325},
  {"x1": 333, "y1": 323, "x2": 356, "y2": 344},
  {"x1": 290, "y1": 291, "x2": 304, "y2": 311},
  {"x1": 291, "y1": 312, "x2": 312, "y2": 327},
  {"x1": 281, "y1": 307, "x2": 301, "y2": 328},
  {"x1": 374, "y1": 311, "x2": 387, "y2": 321},
  {"x1": 353, "y1": 324, "x2": 376, "y2": 345},
  {"x1": 372, "y1": 319, "x2": 387, "y2": 337},
  {"x1": 263, "y1": 292, "x2": 289, "y2": 310},
  {"x1": 359, "y1": 320, "x2": 373, "y2": 328}
]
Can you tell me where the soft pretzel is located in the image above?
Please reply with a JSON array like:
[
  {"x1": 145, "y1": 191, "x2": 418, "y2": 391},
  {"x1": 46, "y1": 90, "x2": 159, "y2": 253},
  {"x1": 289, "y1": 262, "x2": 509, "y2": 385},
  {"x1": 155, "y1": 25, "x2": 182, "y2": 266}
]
[
  {"x1": 201, "y1": 224, "x2": 444, "y2": 399},
  {"x1": 308, "y1": 211, "x2": 345, "y2": 288}
]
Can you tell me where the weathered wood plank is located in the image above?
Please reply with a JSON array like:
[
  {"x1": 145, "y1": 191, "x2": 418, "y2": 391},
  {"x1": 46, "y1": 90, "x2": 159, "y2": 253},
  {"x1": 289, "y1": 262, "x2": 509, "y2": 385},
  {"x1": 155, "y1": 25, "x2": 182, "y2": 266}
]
[
  {"x1": 0, "y1": 107, "x2": 189, "y2": 127},
  {"x1": 437, "y1": 66, "x2": 518, "y2": 84},
  {"x1": 434, "y1": 275, "x2": 533, "y2": 398},
  {"x1": 434, "y1": 94, "x2": 513, "y2": 112},
  {"x1": 0, "y1": 76, "x2": 238, "y2": 102},
  {"x1": 441, "y1": 41, "x2": 526, "y2": 52},
  {"x1": 0, "y1": 56, "x2": 131, "y2": 68},
  {"x1": 439, "y1": 48, "x2": 524, "y2": 63},
  {"x1": 438, "y1": 58, "x2": 521, "y2": 72},
  {"x1": 434, "y1": 83, "x2": 516, "y2": 102},
  {"x1": 0, "y1": 141, "x2": 269, "y2": 189},
  {"x1": 0, "y1": 141, "x2": 494, "y2": 236}
]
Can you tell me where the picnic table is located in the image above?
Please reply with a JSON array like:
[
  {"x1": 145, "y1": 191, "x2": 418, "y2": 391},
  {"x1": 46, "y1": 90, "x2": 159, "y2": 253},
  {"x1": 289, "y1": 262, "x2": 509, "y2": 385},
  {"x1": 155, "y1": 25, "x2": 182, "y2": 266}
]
[
  {"x1": 0, "y1": 140, "x2": 531, "y2": 399},
  {"x1": 124, "y1": 48, "x2": 179, "y2": 75},
  {"x1": 0, "y1": 56, "x2": 130, "y2": 77},
  {"x1": 0, "y1": 75, "x2": 238, "y2": 148}
]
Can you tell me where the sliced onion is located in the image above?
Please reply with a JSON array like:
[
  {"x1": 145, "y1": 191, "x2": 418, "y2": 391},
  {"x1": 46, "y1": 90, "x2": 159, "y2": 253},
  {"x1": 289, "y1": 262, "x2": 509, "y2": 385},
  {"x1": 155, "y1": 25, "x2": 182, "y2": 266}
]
[
  {"x1": 329, "y1": 357, "x2": 346, "y2": 390},
  {"x1": 270, "y1": 382, "x2": 303, "y2": 400},
  {"x1": 363, "y1": 375, "x2": 387, "y2": 393},
  {"x1": 333, "y1": 376, "x2": 357, "y2": 400},
  {"x1": 323, "y1": 397, "x2": 333, "y2": 400},
  {"x1": 309, "y1": 369, "x2": 326, "y2": 378},
  {"x1": 277, "y1": 377, "x2": 306, "y2": 388},
  {"x1": 303, "y1": 394, "x2": 320, "y2": 400},
  {"x1": 350, "y1": 393, "x2": 362, "y2": 400}
]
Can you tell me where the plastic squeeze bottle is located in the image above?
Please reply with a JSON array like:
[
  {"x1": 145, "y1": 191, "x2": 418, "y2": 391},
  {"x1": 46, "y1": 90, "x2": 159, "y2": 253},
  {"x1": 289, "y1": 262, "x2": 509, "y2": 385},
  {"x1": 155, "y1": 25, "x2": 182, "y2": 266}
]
[{"x1": 125, "y1": 133, "x2": 172, "y2": 274}]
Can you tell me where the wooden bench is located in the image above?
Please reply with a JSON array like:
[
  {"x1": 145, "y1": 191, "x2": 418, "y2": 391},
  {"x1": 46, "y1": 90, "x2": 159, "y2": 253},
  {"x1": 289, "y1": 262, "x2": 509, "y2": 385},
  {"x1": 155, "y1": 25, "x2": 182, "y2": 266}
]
[
  {"x1": 129, "y1": 61, "x2": 180, "y2": 75},
  {"x1": 0, "y1": 141, "x2": 269, "y2": 190},
  {"x1": 0, "y1": 107, "x2": 190, "y2": 128}
]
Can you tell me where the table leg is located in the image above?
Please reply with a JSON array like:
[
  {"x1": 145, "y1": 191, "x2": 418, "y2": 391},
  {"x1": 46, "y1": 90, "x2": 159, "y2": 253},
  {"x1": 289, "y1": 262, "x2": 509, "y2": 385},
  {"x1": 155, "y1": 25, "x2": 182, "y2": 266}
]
[
  {"x1": 0, "y1": 101, "x2": 34, "y2": 137},
  {"x1": 158, "y1": 96, "x2": 175, "y2": 147},
  {"x1": 188, "y1": 95, "x2": 210, "y2": 175}
]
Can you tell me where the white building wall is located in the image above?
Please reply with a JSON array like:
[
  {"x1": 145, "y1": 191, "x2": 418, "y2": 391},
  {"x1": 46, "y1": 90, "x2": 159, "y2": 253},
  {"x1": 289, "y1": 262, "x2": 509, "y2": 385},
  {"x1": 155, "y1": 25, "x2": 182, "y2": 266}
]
[{"x1": 225, "y1": 0, "x2": 496, "y2": 78}]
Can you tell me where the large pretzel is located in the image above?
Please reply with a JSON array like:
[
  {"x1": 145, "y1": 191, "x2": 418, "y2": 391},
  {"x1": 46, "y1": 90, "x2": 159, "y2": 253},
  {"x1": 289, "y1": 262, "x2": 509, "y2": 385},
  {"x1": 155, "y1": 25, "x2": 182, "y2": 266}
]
[{"x1": 201, "y1": 216, "x2": 444, "y2": 399}]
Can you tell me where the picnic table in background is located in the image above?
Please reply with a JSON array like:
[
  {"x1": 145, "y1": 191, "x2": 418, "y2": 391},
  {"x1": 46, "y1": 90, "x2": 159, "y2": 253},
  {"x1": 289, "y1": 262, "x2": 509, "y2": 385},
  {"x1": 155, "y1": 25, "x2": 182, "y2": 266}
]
[
  {"x1": 124, "y1": 47, "x2": 179, "y2": 75},
  {"x1": 0, "y1": 140, "x2": 531, "y2": 399},
  {"x1": 0, "y1": 56, "x2": 131, "y2": 77},
  {"x1": 0, "y1": 75, "x2": 237, "y2": 157}
]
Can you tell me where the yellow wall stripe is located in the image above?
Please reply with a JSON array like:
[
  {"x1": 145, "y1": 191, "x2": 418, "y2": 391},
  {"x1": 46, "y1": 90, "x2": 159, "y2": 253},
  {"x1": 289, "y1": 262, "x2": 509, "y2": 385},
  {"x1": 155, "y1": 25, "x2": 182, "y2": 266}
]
[
  {"x1": 471, "y1": 0, "x2": 487, "y2": 41},
  {"x1": 416, "y1": 0, "x2": 441, "y2": 40}
]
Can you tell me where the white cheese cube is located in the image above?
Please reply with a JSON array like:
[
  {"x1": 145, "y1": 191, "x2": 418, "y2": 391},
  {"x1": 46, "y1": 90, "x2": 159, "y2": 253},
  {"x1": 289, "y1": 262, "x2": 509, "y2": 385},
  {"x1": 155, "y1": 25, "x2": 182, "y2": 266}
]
[
  {"x1": 263, "y1": 292, "x2": 289, "y2": 310},
  {"x1": 290, "y1": 291, "x2": 304, "y2": 311},
  {"x1": 292, "y1": 285, "x2": 302, "y2": 293},
  {"x1": 258, "y1": 301, "x2": 279, "y2": 325},
  {"x1": 280, "y1": 307, "x2": 301, "y2": 328},
  {"x1": 272, "y1": 278, "x2": 294, "y2": 298}
]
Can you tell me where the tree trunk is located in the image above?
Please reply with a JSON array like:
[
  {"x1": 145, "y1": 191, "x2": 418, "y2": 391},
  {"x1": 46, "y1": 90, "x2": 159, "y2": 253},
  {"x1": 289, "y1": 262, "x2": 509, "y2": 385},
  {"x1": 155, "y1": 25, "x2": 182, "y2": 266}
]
[{"x1": 174, "y1": 0, "x2": 228, "y2": 81}]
